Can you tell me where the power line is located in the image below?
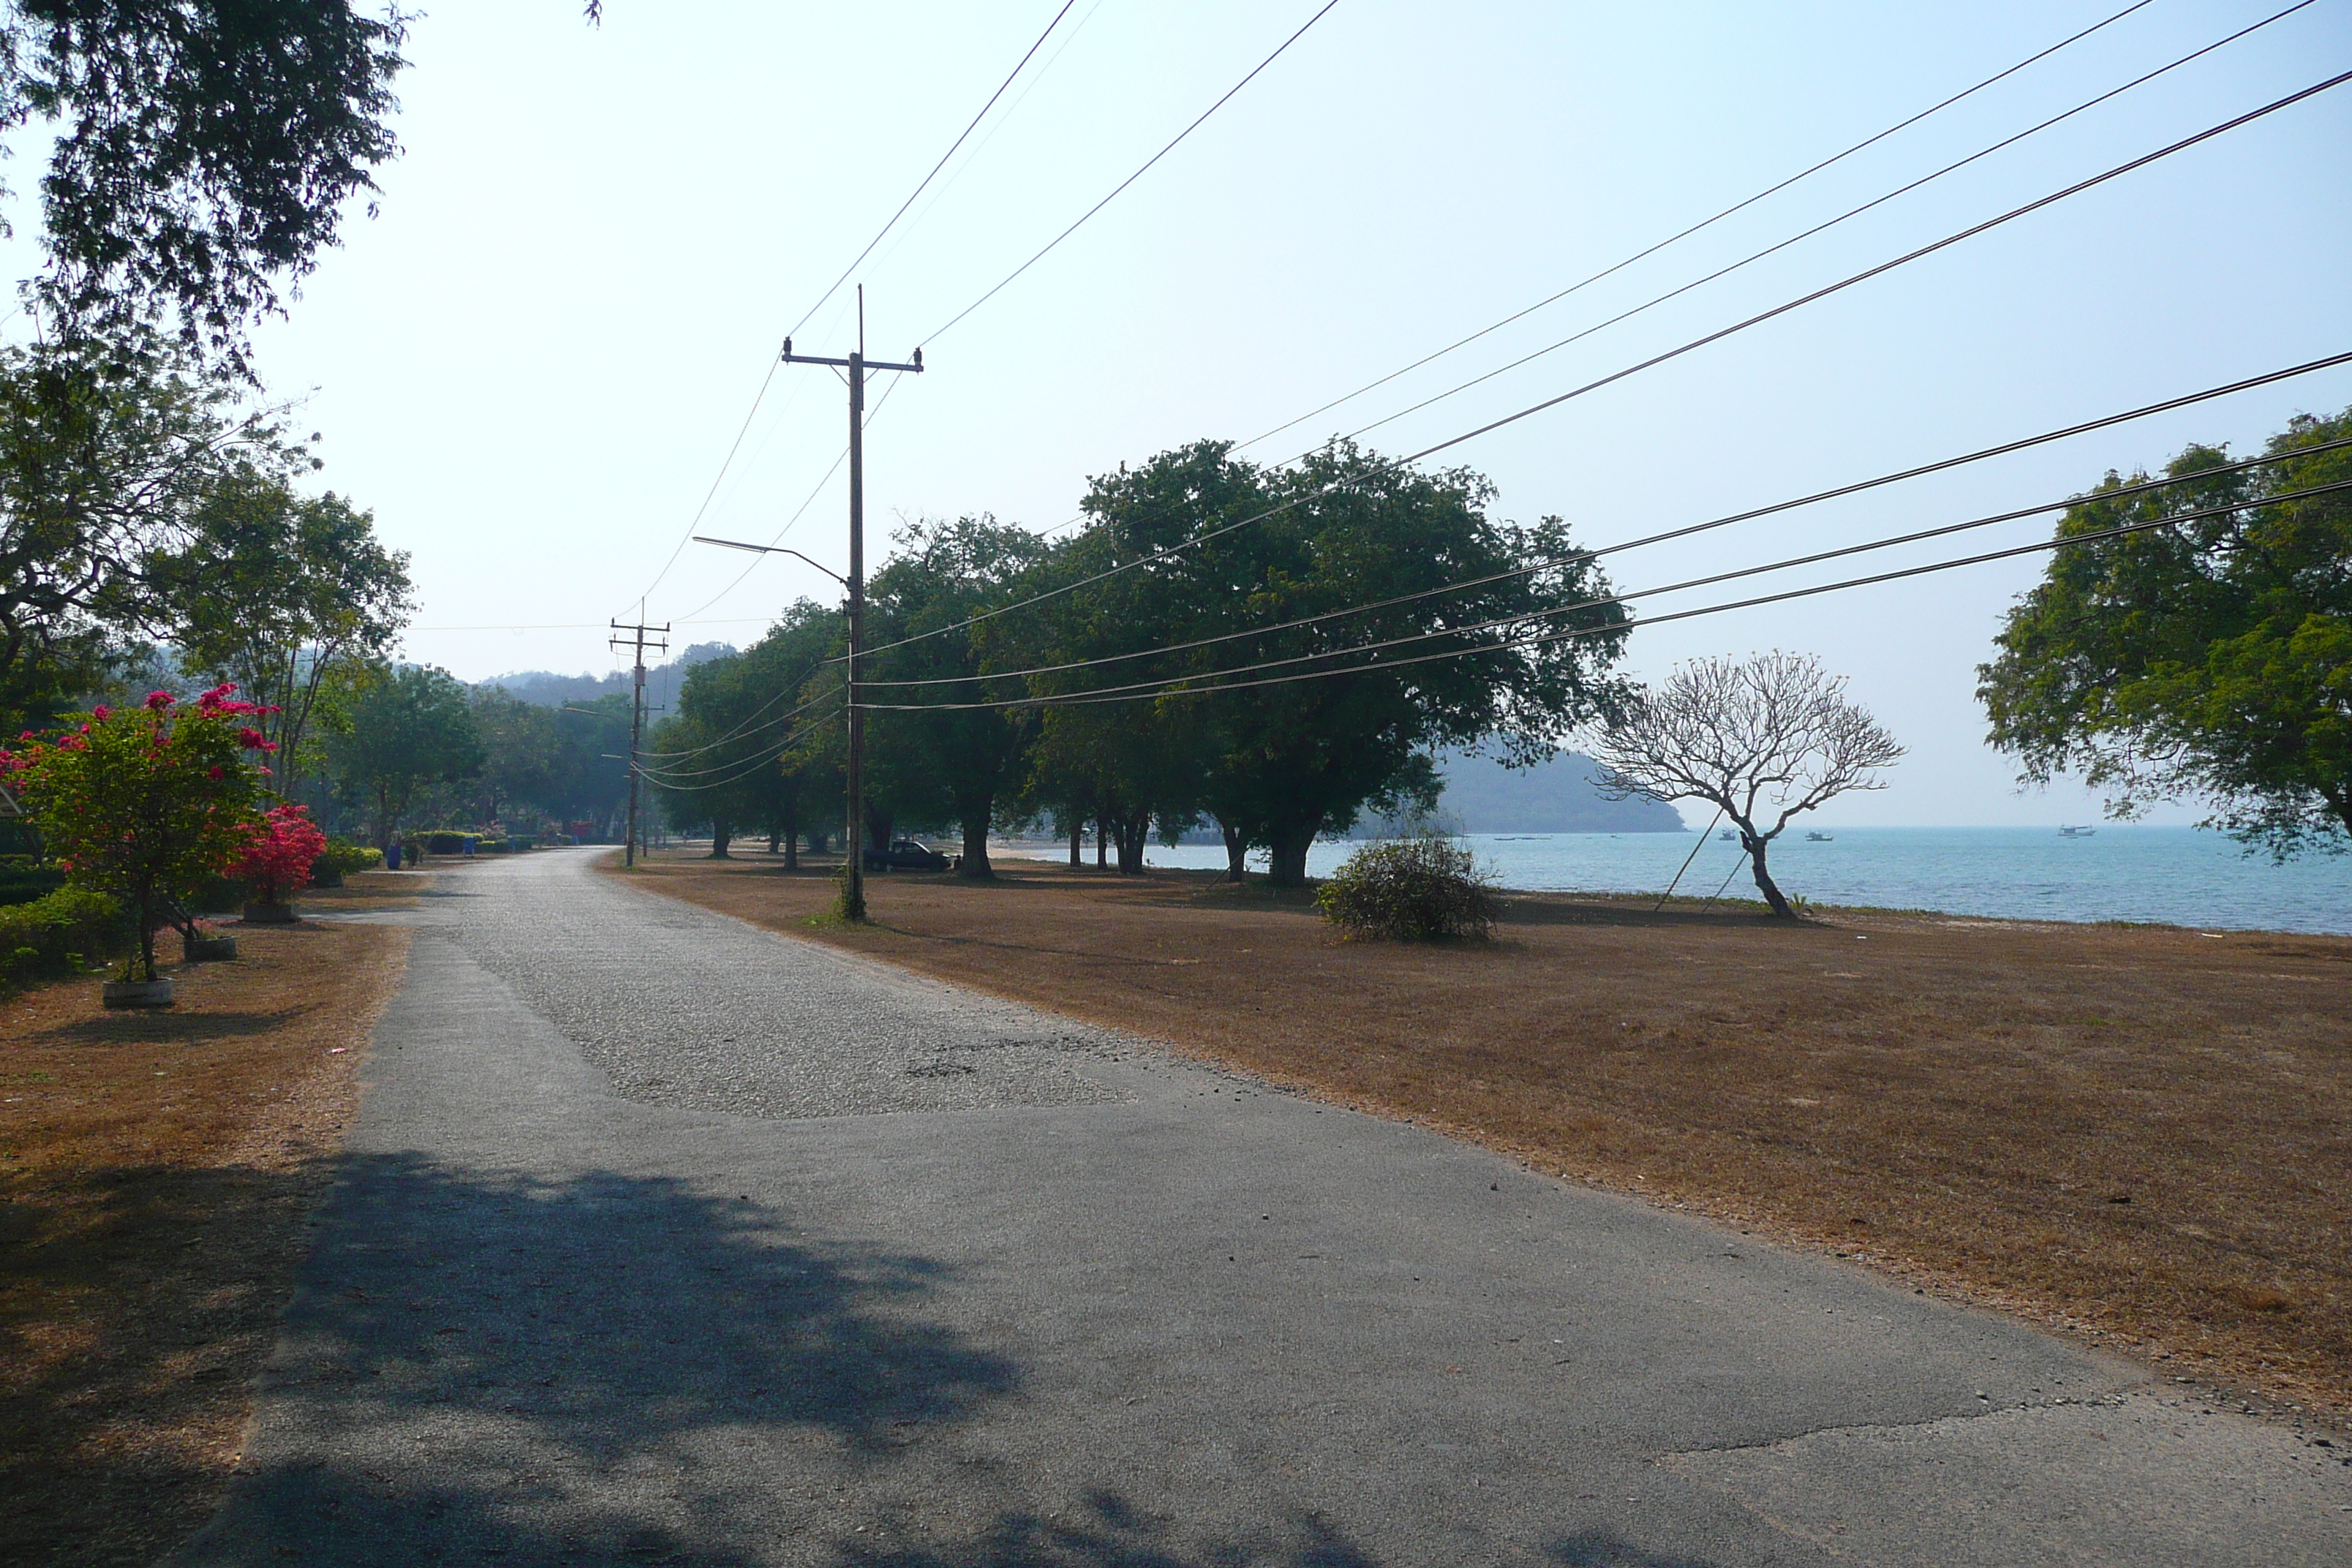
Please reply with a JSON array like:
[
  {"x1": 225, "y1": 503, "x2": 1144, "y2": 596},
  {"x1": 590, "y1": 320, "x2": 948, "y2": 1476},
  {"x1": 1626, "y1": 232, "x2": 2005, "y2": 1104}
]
[
  {"x1": 790, "y1": 0, "x2": 1081, "y2": 344},
  {"x1": 920, "y1": 0, "x2": 1343, "y2": 346},
  {"x1": 858, "y1": 353, "x2": 2352, "y2": 689},
  {"x1": 625, "y1": 2, "x2": 1082, "y2": 614},
  {"x1": 638, "y1": 683, "x2": 844, "y2": 765},
  {"x1": 1027, "y1": 0, "x2": 2219, "y2": 546},
  {"x1": 672, "y1": 364, "x2": 921, "y2": 625},
  {"x1": 855, "y1": 71, "x2": 2352, "y2": 664},
  {"x1": 1304, "y1": 0, "x2": 2320, "y2": 459},
  {"x1": 1233, "y1": 0, "x2": 2170, "y2": 454},
  {"x1": 641, "y1": 706, "x2": 846, "y2": 793},
  {"x1": 865, "y1": 475, "x2": 2352, "y2": 712},
  {"x1": 852, "y1": 0, "x2": 1117, "y2": 290},
  {"x1": 861, "y1": 467, "x2": 2352, "y2": 710}
]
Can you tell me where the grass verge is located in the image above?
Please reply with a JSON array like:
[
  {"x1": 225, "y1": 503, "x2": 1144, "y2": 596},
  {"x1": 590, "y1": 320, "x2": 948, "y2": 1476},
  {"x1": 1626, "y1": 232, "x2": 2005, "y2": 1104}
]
[
  {"x1": 0, "y1": 873, "x2": 416, "y2": 1567},
  {"x1": 614, "y1": 847, "x2": 2351, "y2": 1430}
]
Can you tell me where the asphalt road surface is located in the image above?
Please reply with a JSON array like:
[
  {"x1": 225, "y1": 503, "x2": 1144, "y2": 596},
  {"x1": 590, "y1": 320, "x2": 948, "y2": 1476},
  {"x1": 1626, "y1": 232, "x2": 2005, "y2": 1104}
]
[{"x1": 173, "y1": 848, "x2": 2350, "y2": 1567}]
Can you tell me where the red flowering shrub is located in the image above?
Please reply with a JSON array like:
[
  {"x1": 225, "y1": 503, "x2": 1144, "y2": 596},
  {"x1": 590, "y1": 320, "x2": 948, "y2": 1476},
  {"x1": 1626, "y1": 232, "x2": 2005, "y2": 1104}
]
[
  {"x1": 1, "y1": 685, "x2": 273, "y2": 981},
  {"x1": 237, "y1": 803, "x2": 328, "y2": 904}
]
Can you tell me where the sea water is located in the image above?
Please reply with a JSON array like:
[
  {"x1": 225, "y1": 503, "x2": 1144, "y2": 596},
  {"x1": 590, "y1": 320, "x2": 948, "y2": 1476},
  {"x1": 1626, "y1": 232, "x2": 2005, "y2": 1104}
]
[{"x1": 1048, "y1": 826, "x2": 2348, "y2": 935}]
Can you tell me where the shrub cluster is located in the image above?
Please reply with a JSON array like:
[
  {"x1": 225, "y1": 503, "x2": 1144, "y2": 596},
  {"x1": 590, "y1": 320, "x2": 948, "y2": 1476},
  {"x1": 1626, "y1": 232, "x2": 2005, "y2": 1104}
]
[
  {"x1": 1315, "y1": 835, "x2": 1501, "y2": 941},
  {"x1": 0, "y1": 854, "x2": 65, "y2": 908},
  {"x1": 312, "y1": 839, "x2": 383, "y2": 883},
  {"x1": 0, "y1": 887, "x2": 129, "y2": 990}
]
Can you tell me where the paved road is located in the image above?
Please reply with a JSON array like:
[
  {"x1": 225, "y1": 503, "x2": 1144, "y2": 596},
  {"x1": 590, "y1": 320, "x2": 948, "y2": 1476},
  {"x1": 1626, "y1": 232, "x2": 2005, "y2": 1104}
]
[{"x1": 175, "y1": 849, "x2": 2349, "y2": 1567}]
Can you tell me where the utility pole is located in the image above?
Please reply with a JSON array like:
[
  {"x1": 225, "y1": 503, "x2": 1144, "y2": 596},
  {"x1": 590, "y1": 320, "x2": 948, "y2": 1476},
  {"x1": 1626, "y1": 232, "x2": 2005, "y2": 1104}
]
[
  {"x1": 609, "y1": 617, "x2": 668, "y2": 868},
  {"x1": 777, "y1": 286, "x2": 922, "y2": 920}
]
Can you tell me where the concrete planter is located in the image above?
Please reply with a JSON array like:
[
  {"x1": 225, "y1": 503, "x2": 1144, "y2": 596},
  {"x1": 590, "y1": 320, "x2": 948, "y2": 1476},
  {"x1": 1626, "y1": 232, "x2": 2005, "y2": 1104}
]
[
  {"x1": 102, "y1": 977, "x2": 175, "y2": 1009},
  {"x1": 241, "y1": 901, "x2": 297, "y2": 924},
  {"x1": 184, "y1": 934, "x2": 238, "y2": 962}
]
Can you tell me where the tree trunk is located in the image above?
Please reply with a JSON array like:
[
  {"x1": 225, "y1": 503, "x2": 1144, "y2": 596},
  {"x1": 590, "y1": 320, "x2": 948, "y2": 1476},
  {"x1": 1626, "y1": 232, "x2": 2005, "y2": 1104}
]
[
  {"x1": 1095, "y1": 821, "x2": 1107, "y2": 870},
  {"x1": 1068, "y1": 817, "x2": 1082, "y2": 867},
  {"x1": 960, "y1": 801, "x2": 995, "y2": 878},
  {"x1": 1266, "y1": 818, "x2": 1319, "y2": 889},
  {"x1": 864, "y1": 807, "x2": 893, "y2": 853},
  {"x1": 767, "y1": 829, "x2": 780, "y2": 853},
  {"x1": 1220, "y1": 819, "x2": 1248, "y2": 883},
  {"x1": 805, "y1": 829, "x2": 827, "y2": 856},
  {"x1": 709, "y1": 820, "x2": 732, "y2": 859},
  {"x1": 136, "y1": 882, "x2": 156, "y2": 981},
  {"x1": 1739, "y1": 826, "x2": 1795, "y2": 919},
  {"x1": 1113, "y1": 809, "x2": 1150, "y2": 875}
]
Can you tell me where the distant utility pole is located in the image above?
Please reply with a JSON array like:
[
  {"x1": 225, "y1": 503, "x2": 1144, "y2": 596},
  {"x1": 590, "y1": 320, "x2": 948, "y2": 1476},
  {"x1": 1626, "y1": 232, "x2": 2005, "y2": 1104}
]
[
  {"x1": 609, "y1": 617, "x2": 669, "y2": 868},
  {"x1": 778, "y1": 286, "x2": 922, "y2": 920}
]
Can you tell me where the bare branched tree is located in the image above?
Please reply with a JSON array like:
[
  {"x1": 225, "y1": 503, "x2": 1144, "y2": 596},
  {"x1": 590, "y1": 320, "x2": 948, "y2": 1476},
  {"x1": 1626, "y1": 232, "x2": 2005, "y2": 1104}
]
[{"x1": 1592, "y1": 652, "x2": 1903, "y2": 919}]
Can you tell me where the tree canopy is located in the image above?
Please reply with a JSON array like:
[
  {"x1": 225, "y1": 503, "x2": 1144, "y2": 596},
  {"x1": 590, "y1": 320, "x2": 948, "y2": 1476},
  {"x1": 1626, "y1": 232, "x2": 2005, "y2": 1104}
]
[
  {"x1": 648, "y1": 601, "x2": 844, "y2": 862},
  {"x1": 1978, "y1": 409, "x2": 2352, "y2": 859},
  {"x1": 3, "y1": 0, "x2": 410, "y2": 363},
  {"x1": 325, "y1": 663, "x2": 482, "y2": 847},
  {"x1": 984, "y1": 440, "x2": 1634, "y2": 883}
]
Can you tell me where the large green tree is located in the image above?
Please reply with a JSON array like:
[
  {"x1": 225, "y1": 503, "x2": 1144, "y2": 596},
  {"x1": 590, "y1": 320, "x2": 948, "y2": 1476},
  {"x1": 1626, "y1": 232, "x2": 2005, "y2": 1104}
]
[
  {"x1": 3, "y1": 1, "x2": 410, "y2": 364},
  {"x1": 1014, "y1": 440, "x2": 1635, "y2": 885},
  {"x1": 0, "y1": 334, "x2": 268, "y2": 689},
  {"x1": 649, "y1": 602, "x2": 843, "y2": 863},
  {"x1": 467, "y1": 685, "x2": 564, "y2": 830},
  {"x1": 865, "y1": 517, "x2": 1047, "y2": 876},
  {"x1": 152, "y1": 470, "x2": 412, "y2": 797},
  {"x1": 324, "y1": 663, "x2": 483, "y2": 848},
  {"x1": 1979, "y1": 410, "x2": 2352, "y2": 859}
]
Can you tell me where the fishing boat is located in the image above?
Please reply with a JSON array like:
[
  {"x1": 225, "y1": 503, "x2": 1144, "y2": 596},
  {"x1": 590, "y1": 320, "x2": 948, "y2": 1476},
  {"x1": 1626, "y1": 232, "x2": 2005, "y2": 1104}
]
[
  {"x1": 1806, "y1": 831, "x2": 1833, "y2": 842},
  {"x1": 1717, "y1": 828, "x2": 1737, "y2": 841},
  {"x1": 2059, "y1": 824, "x2": 2097, "y2": 837}
]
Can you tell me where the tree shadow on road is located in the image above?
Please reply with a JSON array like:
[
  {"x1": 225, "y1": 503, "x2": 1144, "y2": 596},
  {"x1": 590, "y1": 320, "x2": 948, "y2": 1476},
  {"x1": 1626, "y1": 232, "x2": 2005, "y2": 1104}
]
[
  {"x1": 169, "y1": 1152, "x2": 1021, "y2": 1564},
  {"x1": 159, "y1": 1156, "x2": 1421, "y2": 1568},
  {"x1": 154, "y1": 1154, "x2": 1714, "y2": 1567}
]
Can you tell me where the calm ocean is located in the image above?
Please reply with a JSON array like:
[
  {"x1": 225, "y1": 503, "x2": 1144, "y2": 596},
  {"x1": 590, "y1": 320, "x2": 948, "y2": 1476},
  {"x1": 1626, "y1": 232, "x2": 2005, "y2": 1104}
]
[{"x1": 1028, "y1": 826, "x2": 2348, "y2": 935}]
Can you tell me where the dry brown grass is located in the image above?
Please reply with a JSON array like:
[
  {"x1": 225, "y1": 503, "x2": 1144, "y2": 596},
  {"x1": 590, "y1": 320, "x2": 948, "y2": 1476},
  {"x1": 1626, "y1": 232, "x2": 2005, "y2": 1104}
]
[
  {"x1": 616, "y1": 848, "x2": 2352, "y2": 1427},
  {"x1": 0, "y1": 874, "x2": 415, "y2": 1568}
]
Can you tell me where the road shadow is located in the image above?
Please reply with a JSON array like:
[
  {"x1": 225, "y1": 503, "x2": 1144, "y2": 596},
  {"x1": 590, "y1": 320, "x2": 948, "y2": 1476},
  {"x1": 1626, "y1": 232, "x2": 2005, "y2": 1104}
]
[
  {"x1": 153, "y1": 1153, "x2": 1447, "y2": 1568},
  {"x1": 30, "y1": 1007, "x2": 317, "y2": 1047},
  {"x1": 1548, "y1": 1532, "x2": 1725, "y2": 1567},
  {"x1": 165, "y1": 1151, "x2": 1018, "y2": 1564},
  {"x1": 846, "y1": 1489, "x2": 1383, "y2": 1566}
]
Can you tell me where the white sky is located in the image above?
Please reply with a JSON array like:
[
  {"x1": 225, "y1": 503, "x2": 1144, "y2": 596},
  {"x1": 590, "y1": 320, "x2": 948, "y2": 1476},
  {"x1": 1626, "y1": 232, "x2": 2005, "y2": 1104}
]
[{"x1": 28, "y1": 1, "x2": 2352, "y2": 824}]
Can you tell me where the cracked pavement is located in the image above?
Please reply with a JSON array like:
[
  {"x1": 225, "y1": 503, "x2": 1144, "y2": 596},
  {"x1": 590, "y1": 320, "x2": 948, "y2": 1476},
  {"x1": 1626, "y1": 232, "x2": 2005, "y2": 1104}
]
[{"x1": 173, "y1": 848, "x2": 2351, "y2": 1566}]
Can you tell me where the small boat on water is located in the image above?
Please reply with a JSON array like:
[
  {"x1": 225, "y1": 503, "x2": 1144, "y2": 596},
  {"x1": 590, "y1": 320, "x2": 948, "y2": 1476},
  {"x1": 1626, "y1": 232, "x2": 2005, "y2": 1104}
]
[
  {"x1": 1717, "y1": 829, "x2": 1737, "y2": 841},
  {"x1": 2059, "y1": 824, "x2": 2097, "y2": 837},
  {"x1": 1806, "y1": 831, "x2": 1833, "y2": 842}
]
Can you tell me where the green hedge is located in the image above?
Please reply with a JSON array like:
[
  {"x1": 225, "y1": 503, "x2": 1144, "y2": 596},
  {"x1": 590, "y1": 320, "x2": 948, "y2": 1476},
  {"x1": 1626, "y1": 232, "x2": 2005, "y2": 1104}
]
[
  {"x1": 312, "y1": 840, "x2": 384, "y2": 885},
  {"x1": 0, "y1": 887, "x2": 129, "y2": 990},
  {"x1": 0, "y1": 857, "x2": 65, "y2": 908}
]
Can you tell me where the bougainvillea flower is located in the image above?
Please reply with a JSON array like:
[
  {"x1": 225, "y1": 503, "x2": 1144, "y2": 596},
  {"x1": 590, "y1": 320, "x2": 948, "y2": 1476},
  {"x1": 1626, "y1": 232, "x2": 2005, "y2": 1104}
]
[
  {"x1": 91, "y1": 705, "x2": 110, "y2": 720},
  {"x1": 146, "y1": 690, "x2": 175, "y2": 710}
]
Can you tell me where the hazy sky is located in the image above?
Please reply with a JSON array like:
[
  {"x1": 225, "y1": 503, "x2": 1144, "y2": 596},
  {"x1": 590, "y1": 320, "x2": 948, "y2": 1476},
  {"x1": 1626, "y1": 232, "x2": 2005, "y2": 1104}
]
[{"x1": 25, "y1": 1, "x2": 2352, "y2": 824}]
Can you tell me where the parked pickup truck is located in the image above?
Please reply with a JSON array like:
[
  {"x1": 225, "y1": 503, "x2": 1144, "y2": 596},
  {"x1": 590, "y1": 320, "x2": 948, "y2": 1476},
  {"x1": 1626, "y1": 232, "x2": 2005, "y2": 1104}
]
[{"x1": 862, "y1": 837, "x2": 950, "y2": 872}]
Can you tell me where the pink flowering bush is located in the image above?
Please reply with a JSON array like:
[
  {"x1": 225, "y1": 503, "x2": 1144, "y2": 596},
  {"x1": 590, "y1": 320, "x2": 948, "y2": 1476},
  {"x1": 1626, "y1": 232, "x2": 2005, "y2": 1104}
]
[
  {"x1": 1, "y1": 685, "x2": 273, "y2": 981},
  {"x1": 237, "y1": 802, "x2": 328, "y2": 905}
]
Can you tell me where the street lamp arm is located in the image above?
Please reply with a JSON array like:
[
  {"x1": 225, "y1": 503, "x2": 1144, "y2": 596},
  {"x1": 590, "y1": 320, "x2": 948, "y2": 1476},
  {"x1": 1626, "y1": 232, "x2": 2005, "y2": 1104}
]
[{"x1": 691, "y1": 537, "x2": 848, "y2": 585}]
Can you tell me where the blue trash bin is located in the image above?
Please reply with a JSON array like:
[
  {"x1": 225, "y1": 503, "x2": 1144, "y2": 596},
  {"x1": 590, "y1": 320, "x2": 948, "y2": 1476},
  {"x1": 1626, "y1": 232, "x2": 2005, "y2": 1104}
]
[{"x1": 385, "y1": 842, "x2": 402, "y2": 871}]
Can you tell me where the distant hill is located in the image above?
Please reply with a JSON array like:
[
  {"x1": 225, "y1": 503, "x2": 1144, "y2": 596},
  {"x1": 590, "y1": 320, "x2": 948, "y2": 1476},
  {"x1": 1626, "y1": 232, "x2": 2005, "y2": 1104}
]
[
  {"x1": 1422, "y1": 748, "x2": 1686, "y2": 834},
  {"x1": 480, "y1": 641, "x2": 736, "y2": 711}
]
